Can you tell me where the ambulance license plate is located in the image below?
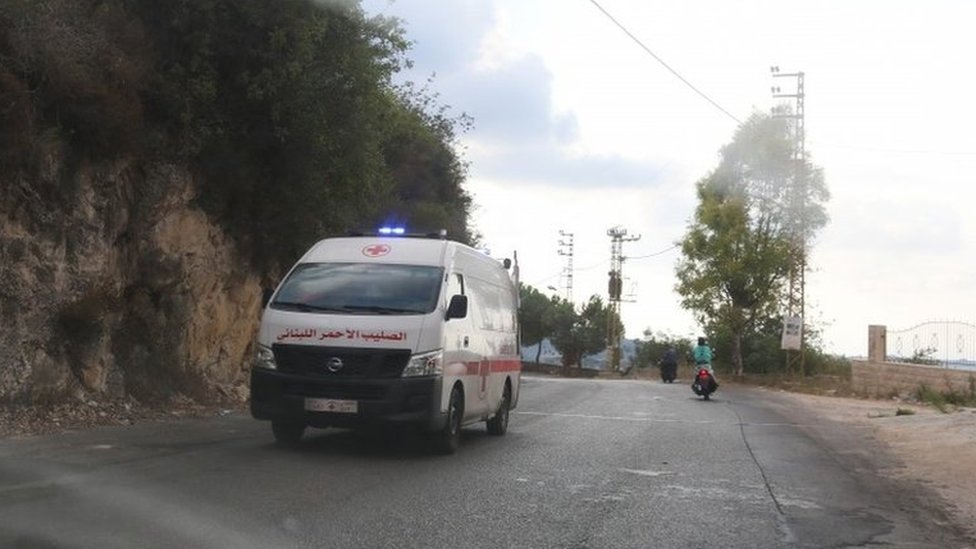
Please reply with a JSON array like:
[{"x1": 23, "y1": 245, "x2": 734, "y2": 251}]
[{"x1": 304, "y1": 398, "x2": 358, "y2": 413}]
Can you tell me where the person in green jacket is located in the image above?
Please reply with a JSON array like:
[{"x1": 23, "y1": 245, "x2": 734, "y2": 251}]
[
  {"x1": 692, "y1": 336, "x2": 718, "y2": 393},
  {"x1": 692, "y1": 337, "x2": 713, "y2": 371}
]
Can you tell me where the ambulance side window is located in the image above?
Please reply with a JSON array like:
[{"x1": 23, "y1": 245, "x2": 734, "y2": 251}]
[{"x1": 446, "y1": 273, "x2": 465, "y2": 302}]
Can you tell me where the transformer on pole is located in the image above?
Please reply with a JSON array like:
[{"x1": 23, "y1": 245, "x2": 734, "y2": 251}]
[
  {"x1": 606, "y1": 226, "x2": 640, "y2": 371},
  {"x1": 771, "y1": 66, "x2": 806, "y2": 375}
]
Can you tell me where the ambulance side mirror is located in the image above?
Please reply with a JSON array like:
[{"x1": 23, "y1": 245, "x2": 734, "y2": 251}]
[
  {"x1": 261, "y1": 288, "x2": 274, "y2": 309},
  {"x1": 446, "y1": 294, "x2": 468, "y2": 320}
]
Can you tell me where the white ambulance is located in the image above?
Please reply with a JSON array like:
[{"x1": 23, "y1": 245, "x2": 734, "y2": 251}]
[{"x1": 250, "y1": 229, "x2": 522, "y2": 453}]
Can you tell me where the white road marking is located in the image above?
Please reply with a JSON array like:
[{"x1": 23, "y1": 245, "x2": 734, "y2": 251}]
[
  {"x1": 619, "y1": 468, "x2": 671, "y2": 477},
  {"x1": 515, "y1": 410, "x2": 822, "y2": 427},
  {"x1": 778, "y1": 497, "x2": 823, "y2": 510},
  {"x1": 514, "y1": 411, "x2": 721, "y2": 424}
]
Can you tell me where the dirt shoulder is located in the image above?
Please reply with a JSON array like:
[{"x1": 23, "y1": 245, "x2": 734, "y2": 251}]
[
  {"x1": 765, "y1": 389, "x2": 976, "y2": 541},
  {"x1": 0, "y1": 394, "x2": 247, "y2": 438}
]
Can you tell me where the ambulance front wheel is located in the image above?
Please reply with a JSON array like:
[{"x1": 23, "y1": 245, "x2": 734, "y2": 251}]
[
  {"x1": 434, "y1": 385, "x2": 463, "y2": 455},
  {"x1": 271, "y1": 420, "x2": 306, "y2": 447}
]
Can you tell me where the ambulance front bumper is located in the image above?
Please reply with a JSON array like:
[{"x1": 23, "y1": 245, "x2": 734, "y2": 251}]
[{"x1": 249, "y1": 369, "x2": 447, "y2": 431}]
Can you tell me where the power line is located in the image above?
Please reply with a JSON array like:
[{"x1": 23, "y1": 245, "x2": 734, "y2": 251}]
[
  {"x1": 627, "y1": 244, "x2": 680, "y2": 260},
  {"x1": 529, "y1": 243, "x2": 679, "y2": 286},
  {"x1": 576, "y1": 260, "x2": 610, "y2": 272},
  {"x1": 810, "y1": 142, "x2": 976, "y2": 157},
  {"x1": 529, "y1": 258, "x2": 608, "y2": 286},
  {"x1": 587, "y1": 0, "x2": 742, "y2": 125}
]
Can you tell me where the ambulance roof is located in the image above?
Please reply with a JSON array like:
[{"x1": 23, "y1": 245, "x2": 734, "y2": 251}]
[{"x1": 300, "y1": 236, "x2": 452, "y2": 267}]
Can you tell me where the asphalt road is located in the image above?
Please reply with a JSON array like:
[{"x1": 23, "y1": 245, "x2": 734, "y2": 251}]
[{"x1": 0, "y1": 376, "x2": 970, "y2": 549}]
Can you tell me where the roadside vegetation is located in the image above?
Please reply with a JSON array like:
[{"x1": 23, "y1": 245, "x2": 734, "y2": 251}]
[
  {"x1": 0, "y1": 0, "x2": 479, "y2": 409},
  {"x1": 674, "y1": 112, "x2": 836, "y2": 379},
  {"x1": 632, "y1": 330, "x2": 693, "y2": 371},
  {"x1": 518, "y1": 284, "x2": 622, "y2": 368},
  {"x1": 0, "y1": 0, "x2": 475, "y2": 269},
  {"x1": 914, "y1": 381, "x2": 976, "y2": 413}
]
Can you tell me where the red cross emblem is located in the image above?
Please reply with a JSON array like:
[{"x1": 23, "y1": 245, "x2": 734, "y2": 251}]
[{"x1": 362, "y1": 244, "x2": 391, "y2": 257}]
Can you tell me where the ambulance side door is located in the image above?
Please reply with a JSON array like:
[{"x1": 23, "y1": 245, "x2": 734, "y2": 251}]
[{"x1": 443, "y1": 271, "x2": 477, "y2": 420}]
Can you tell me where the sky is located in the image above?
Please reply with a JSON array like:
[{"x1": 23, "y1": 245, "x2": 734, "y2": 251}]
[{"x1": 362, "y1": 0, "x2": 976, "y2": 357}]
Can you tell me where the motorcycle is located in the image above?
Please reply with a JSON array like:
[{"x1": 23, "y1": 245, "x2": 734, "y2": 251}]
[
  {"x1": 659, "y1": 361, "x2": 677, "y2": 383},
  {"x1": 691, "y1": 366, "x2": 717, "y2": 400}
]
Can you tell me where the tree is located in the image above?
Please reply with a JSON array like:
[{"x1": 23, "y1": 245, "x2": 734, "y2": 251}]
[
  {"x1": 518, "y1": 284, "x2": 552, "y2": 364},
  {"x1": 675, "y1": 112, "x2": 828, "y2": 376},
  {"x1": 580, "y1": 295, "x2": 623, "y2": 366},
  {"x1": 128, "y1": 0, "x2": 476, "y2": 265},
  {"x1": 547, "y1": 295, "x2": 620, "y2": 367},
  {"x1": 380, "y1": 80, "x2": 476, "y2": 244},
  {"x1": 545, "y1": 297, "x2": 579, "y2": 367},
  {"x1": 634, "y1": 329, "x2": 693, "y2": 370}
]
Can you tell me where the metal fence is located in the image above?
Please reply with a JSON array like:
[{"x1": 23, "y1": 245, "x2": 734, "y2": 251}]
[{"x1": 888, "y1": 321, "x2": 976, "y2": 370}]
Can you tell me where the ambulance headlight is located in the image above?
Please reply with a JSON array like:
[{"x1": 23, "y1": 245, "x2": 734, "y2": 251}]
[
  {"x1": 402, "y1": 349, "x2": 443, "y2": 377},
  {"x1": 254, "y1": 344, "x2": 277, "y2": 371}
]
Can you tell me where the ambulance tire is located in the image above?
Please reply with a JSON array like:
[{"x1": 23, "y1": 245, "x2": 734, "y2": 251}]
[
  {"x1": 434, "y1": 385, "x2": 463, "y2": 455},
  {"x1": 486, "y1": 383, "x2": 510, "y2": 436},
  {"x1": 271, "y1": 420, "x2": 305, "y2": 447}
]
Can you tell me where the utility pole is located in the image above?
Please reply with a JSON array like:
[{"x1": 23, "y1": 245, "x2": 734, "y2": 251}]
[
  {"x1": 770, "y1": 66, "x2": 806, "y2": 375},
  {"x1": 557, "y1": 230, "x2": 574, "y2": 303},
  {"x1": 606, "y1": 226, "x2": 640, "y2": 371}
]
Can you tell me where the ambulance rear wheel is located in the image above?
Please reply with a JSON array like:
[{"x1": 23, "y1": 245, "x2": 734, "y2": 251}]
[
  {"x1": 272, "y1": 420, "x2": 305, "y2": 447},
  {"x1": 434, "y1": 386, "x2": 463, "y2": 455},
  {"x1": 486, "y1": 384, "x2": 510, "y2": 436}
]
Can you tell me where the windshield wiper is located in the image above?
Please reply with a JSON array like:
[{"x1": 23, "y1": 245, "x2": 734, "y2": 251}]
[
  {"x1": 271, "y1": 301, "x2": 347, "y2": 313},
  {"x1": 337, "y1": 305, "x2": 426, "y2": 315}
]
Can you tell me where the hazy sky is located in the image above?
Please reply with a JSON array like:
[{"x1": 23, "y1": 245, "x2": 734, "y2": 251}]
[{"x1": 363, "y1": 0, "x2": 976, "y2": 356}]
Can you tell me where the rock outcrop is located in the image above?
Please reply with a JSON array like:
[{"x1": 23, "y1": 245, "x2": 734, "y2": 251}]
[{"x1": 1, "y1": 152, "x2": 261, "y2": 405}]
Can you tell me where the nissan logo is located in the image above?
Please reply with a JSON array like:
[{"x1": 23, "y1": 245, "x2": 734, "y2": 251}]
[{"x1": 326, "y1": 357, "x2": 344, "y2": 373}]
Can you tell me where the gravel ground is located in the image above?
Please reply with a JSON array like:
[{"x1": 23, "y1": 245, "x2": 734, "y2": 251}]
[
  {"x1": 763, "y1": 389, "x2": 976, "y2": 542},
  {"x1": 0, "y1": 393, "x2": 247, "y2": 438}
]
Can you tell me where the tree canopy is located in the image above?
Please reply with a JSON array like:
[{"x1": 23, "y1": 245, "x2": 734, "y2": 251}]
[
  {"x1": 518, "y1": 284, "x2": 623, "y2": 368},
  {"x1": 518, "y1": 284, "x2": 552, "y2": 363},
  {"x1": 675, "y1": 112, "x2": 829, "y2": 375},
  {"x1": 0, "y1": 0, "x2": 476, "y2": 268},
  {"x1": 633, "y1": 330, "x2": 693, "y2": 370}
]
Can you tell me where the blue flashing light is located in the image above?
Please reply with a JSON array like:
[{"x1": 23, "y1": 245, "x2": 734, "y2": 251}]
[{"x1": 378, "y1": 226, "x2": 406, "y2": 235}]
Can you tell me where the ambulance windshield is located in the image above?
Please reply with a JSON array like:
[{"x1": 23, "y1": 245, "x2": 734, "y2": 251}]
[{"x1": 271, "y1": 263, "x2": 444, "y2": 315}]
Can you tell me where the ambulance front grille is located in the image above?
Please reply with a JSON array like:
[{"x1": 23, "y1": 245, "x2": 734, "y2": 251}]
[
  {"x1": 272, "y1": 344, "x2": 411, "y2": 378},
  {"x1": 282, "y1": 382, "x2": 386, "y2": 401}
]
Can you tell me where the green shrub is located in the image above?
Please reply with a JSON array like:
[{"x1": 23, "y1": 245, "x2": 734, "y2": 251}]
[
  {"x1": 0, "y1": 0, "x2": 150, "y2": 165},
  {"x1": 915, "y1": 384, "x2": 950, "y2": 413}
]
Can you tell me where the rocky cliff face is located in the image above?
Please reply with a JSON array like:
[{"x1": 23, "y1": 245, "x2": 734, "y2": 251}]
[{"x1": 1, "y1": 152, "x2": 262, "y2": 406}]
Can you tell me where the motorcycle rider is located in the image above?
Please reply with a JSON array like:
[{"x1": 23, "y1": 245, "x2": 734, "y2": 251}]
[
  {"x1": 659, "y1": 346, "x2": 678, "y2": 383},
  {"x1": 692, "y1": 337, "x2": 717, "y2": 394},
  {"x1": 692, "y1": 337, "x2": 713, "y2": 372}
]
